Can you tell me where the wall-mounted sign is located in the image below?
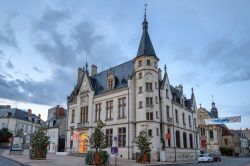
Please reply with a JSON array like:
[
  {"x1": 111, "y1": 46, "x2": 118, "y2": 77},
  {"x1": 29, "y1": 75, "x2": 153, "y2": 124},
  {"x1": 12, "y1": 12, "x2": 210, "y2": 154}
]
[
  {"x1": 111, "y1": 147, "x2": 118, "y2": 154},
  {"x1": 166, "y1": 133, "x2": 171, "y2": 140}
]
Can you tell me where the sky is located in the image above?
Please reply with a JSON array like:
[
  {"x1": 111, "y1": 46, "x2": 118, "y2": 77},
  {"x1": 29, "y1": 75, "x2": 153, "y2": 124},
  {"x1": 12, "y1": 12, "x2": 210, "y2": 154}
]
[{"x1": 0, "y1": 0, "x2": 249, "y2": 129}]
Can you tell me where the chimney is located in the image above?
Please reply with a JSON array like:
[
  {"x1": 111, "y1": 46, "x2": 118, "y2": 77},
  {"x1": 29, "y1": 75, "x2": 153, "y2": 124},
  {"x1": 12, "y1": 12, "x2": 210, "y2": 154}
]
[
  {"x1": 28, "y1": 109, "x2": 32, "y2": 115},
  {"x1": 77, "y1": 67, "x2": 84, "y2": 84},
  {"x1": 91, "y1": 64, "x2": 97, "y2": 77},
  {"x1": 38, "y1": 114, "x2": 41, "y2": 119}
]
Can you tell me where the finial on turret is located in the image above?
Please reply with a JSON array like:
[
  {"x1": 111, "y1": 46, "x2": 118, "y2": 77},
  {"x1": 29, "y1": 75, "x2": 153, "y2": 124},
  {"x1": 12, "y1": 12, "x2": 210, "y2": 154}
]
[
  {"x1": 142, "y1": 4, "x2": 148, "y2": 30},
  {"x1": 191, "y1": 87, "x2": 194, "y2": 94},
  {"x1": 164, "y1": 64, "x2": 167, "y2": 73}
]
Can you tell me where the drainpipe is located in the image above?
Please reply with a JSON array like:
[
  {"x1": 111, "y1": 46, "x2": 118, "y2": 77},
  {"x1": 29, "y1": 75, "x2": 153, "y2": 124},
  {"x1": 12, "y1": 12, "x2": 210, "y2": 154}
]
[
  {"x1": 191, "y1": 109, "x2": 197, "y2": 160},
  {"x1": 128, "y1": 88, "x2": 130, "y2": 160},
  {"x1": 171, "y1": 101, "x2": 176, "y2": 162},
  {"x1": 159, "y1": 89, "x2": 165, "y2": 150}
]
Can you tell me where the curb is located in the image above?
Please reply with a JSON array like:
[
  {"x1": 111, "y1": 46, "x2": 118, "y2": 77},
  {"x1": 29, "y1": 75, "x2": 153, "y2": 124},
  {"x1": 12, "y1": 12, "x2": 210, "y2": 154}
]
[{"x1": 0, "y1": 154, "x2": 29, "y2": 166}]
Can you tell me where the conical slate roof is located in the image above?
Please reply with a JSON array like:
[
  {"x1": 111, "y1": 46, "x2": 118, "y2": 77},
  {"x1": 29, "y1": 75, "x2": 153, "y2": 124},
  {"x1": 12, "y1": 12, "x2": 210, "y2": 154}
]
[{"x1": 136, "y1": 7, "x2": 156, "y2": 58}]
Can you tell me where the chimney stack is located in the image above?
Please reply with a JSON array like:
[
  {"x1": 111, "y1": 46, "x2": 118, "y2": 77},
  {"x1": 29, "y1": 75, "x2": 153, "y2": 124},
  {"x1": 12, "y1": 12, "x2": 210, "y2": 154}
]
[
  {"x1": 91, "y1": 64, "x2": 97, "y2": 77},
  {"x1": 28, "y1": 109, "x2": 32, "y2": 115},
  {"x1": 38, "y1": 114, "x2": 41, "y2": 119},
  {"x1": 77, "y1": 67, "x2": 84, "y2": 84}
]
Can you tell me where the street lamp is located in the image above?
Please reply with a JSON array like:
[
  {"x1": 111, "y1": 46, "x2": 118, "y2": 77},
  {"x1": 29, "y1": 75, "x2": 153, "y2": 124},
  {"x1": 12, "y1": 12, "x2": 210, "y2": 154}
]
[{"x1": 5, "y1": 112, "x2": 12, "y2": 130}]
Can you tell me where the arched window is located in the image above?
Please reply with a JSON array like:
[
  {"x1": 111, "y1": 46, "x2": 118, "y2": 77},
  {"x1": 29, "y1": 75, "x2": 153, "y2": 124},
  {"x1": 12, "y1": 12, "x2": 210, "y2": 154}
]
[
  {"x1": 209, "y1": 130, "x2": 214, "y2": 139},
  {"x1": 176, "y1": 130, "x2": 180, "y2": 148},
  {"x1": 189, "y1": 134, "x2": 193, "y2": 149},
  {"x1": 183, "y1": 132, "x2": 187, "y2": 148}
]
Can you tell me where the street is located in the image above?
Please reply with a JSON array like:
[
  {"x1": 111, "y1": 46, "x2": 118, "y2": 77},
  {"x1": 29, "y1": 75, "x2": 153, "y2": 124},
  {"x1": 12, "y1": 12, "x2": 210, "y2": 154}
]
[
  {"x1": 179, "y1": 157, "x2": 250, "y2": 166},
  {"x1": 0, "y1": 156, "x2": 20, "y2": 166}
]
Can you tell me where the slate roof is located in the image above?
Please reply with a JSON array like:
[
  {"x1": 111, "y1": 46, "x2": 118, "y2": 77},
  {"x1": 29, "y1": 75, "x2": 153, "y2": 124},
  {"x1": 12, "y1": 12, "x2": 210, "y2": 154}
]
[
  {"x1": 68, "y1": 60, "x2": 134, "y2": 101},
  {"x1": 0, "y1": 108, "x2": 43, "y2": 124},
  {"x1": 46, "y1": 117, "x2": 65, "y2": 128},
  {"x1": 136, "y1": 13, "x2": 157, "y2": 58},
  {"x1": 91, "y1": 60, "x2": 134, "y2": 95}
]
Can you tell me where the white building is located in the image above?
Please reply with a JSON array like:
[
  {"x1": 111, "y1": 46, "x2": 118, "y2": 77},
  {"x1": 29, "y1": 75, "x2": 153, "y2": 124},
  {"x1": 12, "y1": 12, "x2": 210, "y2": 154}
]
[
  {"x1": 0, "y1": 107, "x2": 44, "y2": 147},
  {"x1": 66, "y1": 9, "x2": 200, "y2": 161}
]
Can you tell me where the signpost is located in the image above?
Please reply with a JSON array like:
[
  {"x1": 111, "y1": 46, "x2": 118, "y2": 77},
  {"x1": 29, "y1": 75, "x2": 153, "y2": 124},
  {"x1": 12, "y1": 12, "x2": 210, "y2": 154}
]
[
  {"x1": 111, "y1": 136, "x2": 118, "y2": 166},
  {"x1": 10, "y1": 137, "x2": 23, "y2": 155}
]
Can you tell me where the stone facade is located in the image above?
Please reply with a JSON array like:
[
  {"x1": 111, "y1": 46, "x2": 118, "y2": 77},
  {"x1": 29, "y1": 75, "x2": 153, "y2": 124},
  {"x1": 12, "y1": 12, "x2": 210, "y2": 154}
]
[
  {"x1": 197, "y1": 103, "x2": 234, "y2": 154},
  {"x1": 66, "y1": 10, "x2": 200, "y2": 161}
]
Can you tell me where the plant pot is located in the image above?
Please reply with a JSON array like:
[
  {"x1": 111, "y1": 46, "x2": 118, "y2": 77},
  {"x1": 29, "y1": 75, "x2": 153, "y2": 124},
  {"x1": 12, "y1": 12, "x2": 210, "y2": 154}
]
[
  {"x1": 140, "y1": 153, "x2": 150, "y2": 163},
  {"x1": 92, "y1": 151, "x2": 101, "y2": 165}
]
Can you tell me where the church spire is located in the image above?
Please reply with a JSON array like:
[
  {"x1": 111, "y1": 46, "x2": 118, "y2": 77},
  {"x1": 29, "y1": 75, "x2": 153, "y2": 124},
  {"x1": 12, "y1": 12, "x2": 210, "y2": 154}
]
[{"x1": 136, "y1": 4, "x2": 157, "y2": 58}]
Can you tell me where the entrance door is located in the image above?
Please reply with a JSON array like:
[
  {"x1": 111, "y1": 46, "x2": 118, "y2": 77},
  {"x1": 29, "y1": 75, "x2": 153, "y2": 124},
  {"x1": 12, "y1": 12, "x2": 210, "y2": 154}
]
[{"x1": 78, "y1": 133, "x2": 88, "y2": 153}]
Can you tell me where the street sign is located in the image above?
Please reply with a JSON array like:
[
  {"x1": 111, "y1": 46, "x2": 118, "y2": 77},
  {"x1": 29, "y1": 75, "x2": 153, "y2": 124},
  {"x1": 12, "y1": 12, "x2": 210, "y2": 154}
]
[{"x1": 111, "y1": 147, "x2": 118, "y2": 154}]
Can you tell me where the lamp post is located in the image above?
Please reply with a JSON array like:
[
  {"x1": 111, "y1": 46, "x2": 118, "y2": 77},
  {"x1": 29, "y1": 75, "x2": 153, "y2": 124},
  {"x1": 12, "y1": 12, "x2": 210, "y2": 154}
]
[{"x1": 5, "y1": 112, "x2": 12, "y2": 130}]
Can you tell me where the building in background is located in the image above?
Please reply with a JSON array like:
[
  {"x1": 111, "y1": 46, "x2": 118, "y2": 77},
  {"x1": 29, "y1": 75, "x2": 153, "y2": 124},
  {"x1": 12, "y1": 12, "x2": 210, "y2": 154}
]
[
  {"x1": 230, "y1": 130, "x2": 249, "y2": 156},
  {"x1": 66, "y1": 8, "x2": 200, "y2": 161},
  {"x1": 0, "y1": 106, "x2": 44, "y2": 148},
  {"x1": 197, "y1": 101, "x2": 234, "y2": 154},
  {"x1": 46, "y1": 105, "x2": 67, "y2": 153}
]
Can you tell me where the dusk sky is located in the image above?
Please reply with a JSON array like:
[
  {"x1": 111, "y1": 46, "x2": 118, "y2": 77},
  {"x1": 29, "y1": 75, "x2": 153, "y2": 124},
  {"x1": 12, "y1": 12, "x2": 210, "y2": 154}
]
[{"x1": 0, "y1": 0, "x2": 249, "y2": 129}]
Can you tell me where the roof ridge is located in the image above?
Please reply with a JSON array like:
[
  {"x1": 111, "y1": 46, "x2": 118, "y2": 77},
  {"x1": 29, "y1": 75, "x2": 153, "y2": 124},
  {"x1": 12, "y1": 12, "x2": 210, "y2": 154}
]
[{"x1": 93, "y1": 59, "x2": 133, "y2": 77}]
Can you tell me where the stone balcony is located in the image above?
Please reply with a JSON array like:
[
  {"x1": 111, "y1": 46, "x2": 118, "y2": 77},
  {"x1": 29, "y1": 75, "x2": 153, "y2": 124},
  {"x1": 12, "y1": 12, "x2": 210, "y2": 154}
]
[{"x1": 77, "y1": 122, "x2": 90, "y2": 129}]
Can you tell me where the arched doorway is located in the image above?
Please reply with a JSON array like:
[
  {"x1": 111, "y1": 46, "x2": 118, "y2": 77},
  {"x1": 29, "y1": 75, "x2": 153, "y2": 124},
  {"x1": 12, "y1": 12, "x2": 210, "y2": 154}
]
[{"x1": 78, "y1": 132, "x2": 88, "y2": 153}]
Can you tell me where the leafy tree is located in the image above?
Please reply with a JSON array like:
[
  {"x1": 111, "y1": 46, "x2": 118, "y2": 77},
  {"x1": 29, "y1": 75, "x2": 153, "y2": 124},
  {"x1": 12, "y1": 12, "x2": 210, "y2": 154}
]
[
  {"x1": 89, "y1": 121, "x2": 106, "y2": 152},
  {"x1": 30, "y1": 127, "x2": 50, "y2": 159},
  {"x1": 135, "y1": 129, "x2": 152, "y2": 155},
  {"x1": 0, "y1": 128, "x2": 13, "y2": 143},
  {"x1": 15, "y1": 129, "x2": 24, "y2": 137}
]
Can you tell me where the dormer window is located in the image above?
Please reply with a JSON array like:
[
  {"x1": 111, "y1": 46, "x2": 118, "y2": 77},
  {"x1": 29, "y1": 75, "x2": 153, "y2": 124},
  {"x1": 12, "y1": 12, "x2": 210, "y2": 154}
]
[
  {"x1": 107, "y1": 73, "x2": 115, "y2": 90},
  {"x1": 147, "y1": 59, "x2": 151, "y2": 65},
  {"x1": 121, "y1": 78, "x2": 127, "y2": 85},
  {"x1": 108, "y1": 79, "x2": 113, "y2": 89}
]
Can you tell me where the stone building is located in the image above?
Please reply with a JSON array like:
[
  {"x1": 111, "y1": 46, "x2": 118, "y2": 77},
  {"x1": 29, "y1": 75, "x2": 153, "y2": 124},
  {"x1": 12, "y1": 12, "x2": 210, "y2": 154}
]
[
  {"x1": 66, "y1": 8, "x2": 200, "y2": 161},
  {"x1": 46, "y1": 105, "x2": 67, "y2": 153},
  {"x1": 0, "y1": 107, "x2": 44, "y2": 147},
  {"x1": 197, "y1": 101, "x2": 233, "y2": 154},
  {"x1": 231, "y1": 130, "x2": 249, "y2": 156}
]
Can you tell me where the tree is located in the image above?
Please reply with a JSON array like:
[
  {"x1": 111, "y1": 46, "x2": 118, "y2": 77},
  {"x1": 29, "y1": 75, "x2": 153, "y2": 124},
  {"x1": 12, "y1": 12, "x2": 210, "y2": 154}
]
[
  {"x1": 89, "y1": 121, "x2": 106, "y2": 152},
  {"x1": 15, "y1": 129, "x2": 24, "y2": 137},
  {"x1": 86, "y1": 121, "x2": 109, "y2": 165},
  {"x1": 135, "y1": 129, "x2": 152, "y2": 155},
  {"x1": 0, "y1": 128, "x2": 13, "y2": 144},
  {"x1": 30, "y1": 127, "x2": 50, "y2": 159}
]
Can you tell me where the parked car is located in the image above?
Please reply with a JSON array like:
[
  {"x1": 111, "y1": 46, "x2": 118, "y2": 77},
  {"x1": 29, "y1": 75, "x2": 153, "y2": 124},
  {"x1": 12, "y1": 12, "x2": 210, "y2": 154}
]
[
  {"x1": 198, "y1": 154, "x2": 214, "y2": 163},
  {"x1": 209, "y1": 153, "x2": 222, "y2": 162}
]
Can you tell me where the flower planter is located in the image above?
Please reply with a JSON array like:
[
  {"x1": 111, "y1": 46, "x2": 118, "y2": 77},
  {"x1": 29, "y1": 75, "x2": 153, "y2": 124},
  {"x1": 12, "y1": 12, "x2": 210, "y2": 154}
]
[{"x1": 92, "y1": 151, "x2": 101, "y2": 165}]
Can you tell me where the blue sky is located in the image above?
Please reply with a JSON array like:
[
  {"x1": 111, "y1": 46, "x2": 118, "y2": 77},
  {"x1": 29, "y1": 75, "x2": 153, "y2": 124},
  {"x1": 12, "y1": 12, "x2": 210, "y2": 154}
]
[{"x1": 0, "y1": 0, "x2": 249, "y2": 129}]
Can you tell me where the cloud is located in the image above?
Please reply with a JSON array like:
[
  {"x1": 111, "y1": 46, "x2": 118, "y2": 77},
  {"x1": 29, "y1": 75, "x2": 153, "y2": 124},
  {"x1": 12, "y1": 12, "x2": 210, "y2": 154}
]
[
  {"x1": 0, "y1": 6, "x2": 126, "y2": 106},
  {"x1": 0, "y1": 16, "x2": 19, "y2": 51},
  {"x1": 5, "y1": 60, "x2": 14, "y2": 69},
  {"x1": 203, "y1": 38, "x2": 250, "y2": 84},
  {"x1": 0, "y1": 67, "x2": 74, "y2": 105},
  {"x1": 72, "y1": 21, "x2": 103, "y2": 54},
  {"x1": 33, "y1": 67, "x2": 42, "y2": 73}
]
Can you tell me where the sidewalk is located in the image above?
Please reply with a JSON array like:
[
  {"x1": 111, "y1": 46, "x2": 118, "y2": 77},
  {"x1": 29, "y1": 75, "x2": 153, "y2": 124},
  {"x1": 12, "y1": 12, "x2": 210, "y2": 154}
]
[{"x1": 0, "y1": 149, "x2": 197, "y2": 166}]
